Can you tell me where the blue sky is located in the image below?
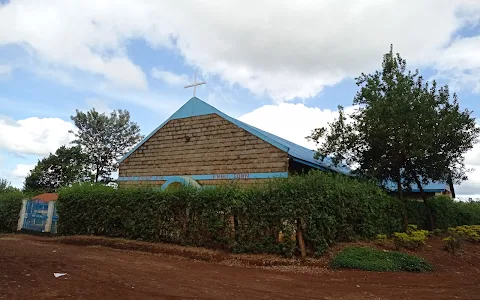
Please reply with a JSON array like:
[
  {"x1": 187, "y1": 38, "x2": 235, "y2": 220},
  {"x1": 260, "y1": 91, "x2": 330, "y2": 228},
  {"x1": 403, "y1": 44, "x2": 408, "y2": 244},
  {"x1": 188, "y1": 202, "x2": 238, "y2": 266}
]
[{"x1": 0, "y1": 1, "x2": 479, "y2": 198}]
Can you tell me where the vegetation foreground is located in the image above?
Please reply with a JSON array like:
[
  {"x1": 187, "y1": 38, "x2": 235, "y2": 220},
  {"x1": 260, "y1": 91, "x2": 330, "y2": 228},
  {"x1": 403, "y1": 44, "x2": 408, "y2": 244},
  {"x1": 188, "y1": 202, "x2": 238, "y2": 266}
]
[
  {"x1": 5, "y1": 231, "x2": 479, "y2": 274},
  {"x1": 2, "y1": 170, "x2": 480, "y2": 260},
  {"x1": 330, "y1": 246, "x2": 433, "y2": 272},
  {"x1": 2, "y1": 234, "x2": 480, "y2": 300}
]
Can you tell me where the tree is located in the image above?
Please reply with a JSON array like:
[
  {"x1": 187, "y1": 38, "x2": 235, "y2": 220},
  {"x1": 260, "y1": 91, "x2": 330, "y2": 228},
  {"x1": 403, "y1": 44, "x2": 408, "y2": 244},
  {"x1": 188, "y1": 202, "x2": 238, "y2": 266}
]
[
  {"x1": 24, "y1": 145, "x2": 90, "y2": 193},
  {"x1": 70, "y1": 108, "x2": 143, "y2": 182},
  {"x1": 0, "y1": 178, "x2": 19, "y2": 193},
  {"x1": 307, "y1": 45, "x2": 479, "y2": 230},
  {"x1": 0, "y1": 178, "x2": 9, "y2": 192},
  {"x1": 0, "y1": 178, "x2": 20, "y2": 193}
]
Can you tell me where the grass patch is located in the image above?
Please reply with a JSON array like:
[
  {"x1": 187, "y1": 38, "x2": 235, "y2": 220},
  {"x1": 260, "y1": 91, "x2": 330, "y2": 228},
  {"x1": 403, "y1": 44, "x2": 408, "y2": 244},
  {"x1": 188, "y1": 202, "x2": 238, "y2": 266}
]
[{"x1": 330, "y1": 246, "x2": 433, "y2": 272}]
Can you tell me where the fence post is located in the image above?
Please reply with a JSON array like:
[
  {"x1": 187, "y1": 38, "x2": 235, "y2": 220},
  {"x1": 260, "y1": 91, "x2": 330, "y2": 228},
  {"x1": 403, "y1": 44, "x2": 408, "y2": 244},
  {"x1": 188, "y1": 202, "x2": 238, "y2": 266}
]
[
  {"x1": 44, "y1": 201, "x2": 55, "y2": 233},
  {"x1": 16, "y1": 199, "x2": 27, "y2": 231}
]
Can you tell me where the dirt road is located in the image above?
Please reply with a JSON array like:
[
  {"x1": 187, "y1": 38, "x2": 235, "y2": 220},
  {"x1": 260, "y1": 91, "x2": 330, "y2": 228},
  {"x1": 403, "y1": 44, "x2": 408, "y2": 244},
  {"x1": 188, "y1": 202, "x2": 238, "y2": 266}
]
[{"x1": 1, "y1": 234, "x2": 479, "y2": 299}]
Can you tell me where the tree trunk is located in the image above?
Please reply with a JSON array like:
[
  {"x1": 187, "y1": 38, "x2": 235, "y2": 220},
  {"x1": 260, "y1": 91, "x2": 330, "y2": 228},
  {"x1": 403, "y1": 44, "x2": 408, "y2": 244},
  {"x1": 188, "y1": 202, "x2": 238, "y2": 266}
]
[
  {"x1": 95, "y1": 166, "x2": 100, "y2": 183},
  {"x1": 296, "y1": 218, "x2": 306, "y2": 261},
  {"x1": 397, "y1": 171, "x2": 408, "y2": 232},
  {"x1": 411, "y1": 173, "x2": 435, "y2": 230},
  {"x1": 233, "y1": 214, "x2": 239, "y2": 241},
  {"x1": 447, "y1": 175, "x2": 456, "y2": 199},
  {"x1": 183, "y1": 206, "x2": 190, "y2": 240}
]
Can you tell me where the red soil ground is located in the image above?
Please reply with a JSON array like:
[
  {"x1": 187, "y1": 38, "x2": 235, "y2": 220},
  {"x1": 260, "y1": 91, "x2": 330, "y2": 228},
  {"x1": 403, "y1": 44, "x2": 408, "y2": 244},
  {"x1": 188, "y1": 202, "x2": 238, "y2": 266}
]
[{"x1": 1, "y1": 234, "x2": 479, "y2": 300}]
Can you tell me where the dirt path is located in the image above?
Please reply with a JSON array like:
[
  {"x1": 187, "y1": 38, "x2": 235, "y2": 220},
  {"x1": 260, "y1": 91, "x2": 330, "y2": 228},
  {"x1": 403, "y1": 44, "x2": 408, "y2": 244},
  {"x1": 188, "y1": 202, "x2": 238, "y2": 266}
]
[{"x1": 1, "y1": 235, "x2": 479, "y2": 300}]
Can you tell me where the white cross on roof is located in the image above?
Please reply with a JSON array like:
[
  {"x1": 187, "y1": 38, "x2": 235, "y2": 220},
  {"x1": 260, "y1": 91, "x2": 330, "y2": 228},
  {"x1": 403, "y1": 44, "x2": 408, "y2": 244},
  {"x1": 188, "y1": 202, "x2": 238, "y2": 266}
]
[{"x1": 184, "y1": 70, "x2": 206, "y2": 97}]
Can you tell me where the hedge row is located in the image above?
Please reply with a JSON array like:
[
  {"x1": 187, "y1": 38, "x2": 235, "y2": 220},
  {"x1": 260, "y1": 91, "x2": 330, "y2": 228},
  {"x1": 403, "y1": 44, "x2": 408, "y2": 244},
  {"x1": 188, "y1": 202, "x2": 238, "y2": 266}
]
[
  {"x1": 0, "y1": 191, "x2": 24, "y2": 233},
  {"x1": 406, "y1": 196, "x2": 480, "y2": 230},
  {"x1": 57, "y1": 171, "x2": 402, "y2": 256}
]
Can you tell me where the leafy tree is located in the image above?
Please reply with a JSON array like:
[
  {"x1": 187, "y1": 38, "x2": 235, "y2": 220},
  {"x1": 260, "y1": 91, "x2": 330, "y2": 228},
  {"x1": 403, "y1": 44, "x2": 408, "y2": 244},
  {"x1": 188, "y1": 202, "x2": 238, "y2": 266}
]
[
  {"x1": 0, "y1": 178, "x2": 19, "y2": 193},
  {"x1": 24, "y1": 145, "x2": 90, "y2": 193},
  {"x1": 307, "y1": 45, "x2": 479, "y2": 230},
  {"x1": 0, "y1": 178, "x2": 10, "y2": 192},
  {"x1": 70, "y1": 108, "x2": 143, "y2": 182}
]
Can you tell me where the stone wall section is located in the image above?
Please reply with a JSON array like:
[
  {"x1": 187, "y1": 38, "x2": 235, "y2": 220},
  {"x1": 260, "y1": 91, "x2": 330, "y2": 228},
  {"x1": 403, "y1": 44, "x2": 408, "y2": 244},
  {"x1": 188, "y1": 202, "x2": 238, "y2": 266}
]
[{"x1": 119, "y1": 113, "x2": 288, "y2": 186}]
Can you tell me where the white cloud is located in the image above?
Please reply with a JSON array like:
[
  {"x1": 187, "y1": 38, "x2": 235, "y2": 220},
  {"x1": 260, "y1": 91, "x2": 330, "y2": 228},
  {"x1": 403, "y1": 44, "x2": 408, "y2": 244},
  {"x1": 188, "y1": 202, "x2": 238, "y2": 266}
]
[
  {"x1": 32, "y1": 67, "x2": 75, "y2": 86},
  {"x1": 431, "y1": 36, "x2": 480, "y2": 93},
  {"x1": 0, "y1": 116, "x2": 75, "y2": 156},
  {"x1": 1, "y1": 1, "x2": 480, "y2": 101},
  {"x1": 459, "y1": 123, "x2": 480, "y2": 197},
  {"x1": 94, "y1": 82, "x2": 186, "y2": 115},
  {"x1": 10, "y1": 164, "x2": 35, "y2": 178},
  {"x1": 238, "y1": 103, "x2": 356, "y2": 149},
  {"x1": 465, "y1": 135, "x2": 480, "y2": 167},
  {"x1": 239, "y1": 104, "x2": 480, "y2": 196},
  {"x1": 456, "y1": 167, "x2": 480, "y2": 197},
  {"x1": 240, "y1": 103, "x2": 336, "y2": 148},
  {"x1": 151, "y1": 68, "x2": 189, "y2": 86},
  {"x1": 85, "y1": 97, "x2": 112, "y2": 114},
  {"x1": 0, "y1": 1, "x2": 147, "y2": 90}
]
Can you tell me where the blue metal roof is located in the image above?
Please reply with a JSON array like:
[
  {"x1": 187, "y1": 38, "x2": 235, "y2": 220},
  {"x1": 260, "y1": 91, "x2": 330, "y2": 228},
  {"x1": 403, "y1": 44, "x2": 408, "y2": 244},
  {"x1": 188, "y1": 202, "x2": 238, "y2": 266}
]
[
  {"x1": 119, "y1": 97, "x2": 448, "y2": 192},
  {"x1": 382, "y1": 179, "x2": 449, "y2": 193},
  {"x1": 234, "y1": 118, "x2": 352, "y2": 174}
]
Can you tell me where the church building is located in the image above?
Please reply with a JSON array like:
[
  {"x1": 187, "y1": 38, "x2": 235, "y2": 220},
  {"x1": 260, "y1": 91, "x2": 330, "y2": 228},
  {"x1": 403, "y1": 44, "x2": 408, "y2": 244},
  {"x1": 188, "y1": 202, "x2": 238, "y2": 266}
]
[
  {"x1": 117, "y1": 97, "x2": 349, "y2": 190},
  {"x1": 117, "y1": 97, "x2": 451, "y2": 196}
]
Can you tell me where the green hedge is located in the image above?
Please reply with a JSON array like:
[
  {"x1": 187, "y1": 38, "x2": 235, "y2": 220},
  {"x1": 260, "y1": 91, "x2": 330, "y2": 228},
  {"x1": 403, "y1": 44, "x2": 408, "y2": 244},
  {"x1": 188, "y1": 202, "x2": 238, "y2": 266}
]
[
  {"x1": 57, "y1": 171, "x2": 402, "y2": 256},
  {"x1": 406, "y1": 196, "x2": 480, "y2": 230},
  {"x1": 0, "y1": 191, "x2": 24, "y2": 233}
]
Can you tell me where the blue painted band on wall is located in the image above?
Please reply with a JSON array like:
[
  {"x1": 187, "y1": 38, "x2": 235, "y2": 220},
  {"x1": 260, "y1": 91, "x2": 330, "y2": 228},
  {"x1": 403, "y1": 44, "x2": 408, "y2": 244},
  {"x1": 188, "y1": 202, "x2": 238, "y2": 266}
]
[{"x1": 117, "y1": 172, "x2": 289, "y2": 182}]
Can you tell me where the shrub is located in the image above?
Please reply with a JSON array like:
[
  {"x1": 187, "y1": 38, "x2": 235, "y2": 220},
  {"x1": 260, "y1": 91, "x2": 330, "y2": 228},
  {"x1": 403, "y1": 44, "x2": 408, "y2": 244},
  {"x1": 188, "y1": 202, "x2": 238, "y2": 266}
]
[
  {"x1": 406, "y1": 224, "x2": 418, "y2": 232},
  {"x1": 330, "y1": 247, "x2": 433, "y2": 272},
  {"x1": 57, "y1": 171, "x2": 402, "y2": 257},
  {"x1": 448, "y1": 225, "x2": 480, "y2": 243},
  {"x1": 456, "y1": 202, "x2": 480, "y2": 225},
  {"x1": 0, "y1": 191, "x2": 24, "y2": 233},
  {"x1": 406, "y1": 196, "x2": 480, "y2": 230},
  {"x1": 375, "y1": 234, "x2": 389, "y2": 246},
  {"x1": 393, "y1": 230, "x2": 428, "y2": 250},
  {"x1": 405, "y1": 200, "x2": 428, "y2": 229},
  {"x1": 443, "y1": 233, "x2": 463, "y2": 254}
]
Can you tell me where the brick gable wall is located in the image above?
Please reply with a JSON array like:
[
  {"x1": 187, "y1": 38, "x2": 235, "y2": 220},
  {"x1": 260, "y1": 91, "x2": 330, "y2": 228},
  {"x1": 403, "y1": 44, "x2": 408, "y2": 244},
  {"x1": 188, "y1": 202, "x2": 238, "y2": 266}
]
[{"x1": 118, "y1": 113, "x2": 288, "y2": 187}]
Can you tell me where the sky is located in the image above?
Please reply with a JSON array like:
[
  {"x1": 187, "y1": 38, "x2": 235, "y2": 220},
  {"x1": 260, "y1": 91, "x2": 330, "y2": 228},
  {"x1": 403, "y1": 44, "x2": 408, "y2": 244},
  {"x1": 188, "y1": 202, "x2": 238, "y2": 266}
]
[{"x1": 0, "y1": 0, "x2": 479, "y2": 198}]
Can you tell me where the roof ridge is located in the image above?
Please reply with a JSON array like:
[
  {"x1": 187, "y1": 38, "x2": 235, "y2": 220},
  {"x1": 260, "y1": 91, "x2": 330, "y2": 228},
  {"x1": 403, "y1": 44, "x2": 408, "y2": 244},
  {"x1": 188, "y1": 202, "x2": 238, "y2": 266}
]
[{"x1": 119, "y1": 97, "x2": 349, "y2": 173}]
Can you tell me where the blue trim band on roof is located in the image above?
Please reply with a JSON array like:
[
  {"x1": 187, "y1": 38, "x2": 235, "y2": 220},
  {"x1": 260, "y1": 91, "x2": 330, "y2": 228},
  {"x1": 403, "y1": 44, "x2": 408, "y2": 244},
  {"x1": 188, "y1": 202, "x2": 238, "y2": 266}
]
[
  {"x1": 382, "y1": 178, "x2": 449, "y2": 193},
  {"x1": 117, "y1": 172, "x2": 289, "y2": 182},
  {"x1": 415, "y1": 189, "x2": 445, "y2": 193},
  {"x1": 289, "y1": 157, "x2": 330, "y2": 171},
  {"x1": 387, "y1": 188, "x2": 447, "y2": 193},
  {"x1": 386, "y1": 188, "x2": 446, "y2": 193}
]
